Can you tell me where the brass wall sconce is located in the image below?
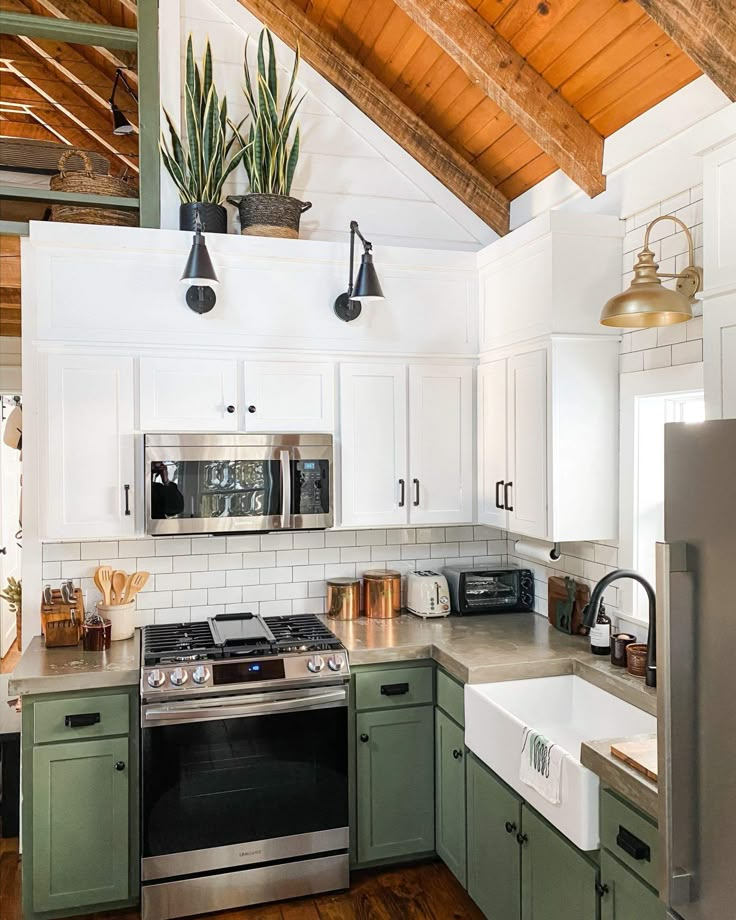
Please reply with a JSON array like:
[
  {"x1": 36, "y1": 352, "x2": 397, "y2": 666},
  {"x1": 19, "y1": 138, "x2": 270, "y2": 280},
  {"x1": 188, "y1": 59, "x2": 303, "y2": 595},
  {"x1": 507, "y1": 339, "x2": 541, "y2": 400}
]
[{"x1": 600, "y1": 215, "x2": 703, "y2": 328}]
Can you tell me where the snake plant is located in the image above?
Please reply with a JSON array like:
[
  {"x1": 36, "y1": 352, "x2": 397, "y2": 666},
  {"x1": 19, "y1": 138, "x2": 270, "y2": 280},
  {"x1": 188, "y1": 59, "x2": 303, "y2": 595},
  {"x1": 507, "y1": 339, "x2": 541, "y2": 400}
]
[
  {"x1": 233, "y1": 29, "x2": 304, "y2": 196},
  {"x1": 161, "y1": 36, "x2": 248, "y2": 205}
]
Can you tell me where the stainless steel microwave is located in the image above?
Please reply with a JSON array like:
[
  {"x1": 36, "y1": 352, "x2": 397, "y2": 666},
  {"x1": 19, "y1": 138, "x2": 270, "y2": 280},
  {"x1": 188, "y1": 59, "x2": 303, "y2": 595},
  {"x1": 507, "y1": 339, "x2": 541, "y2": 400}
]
[
  {"x1": 144, "y1": 433, "x2": 333, "y2": 535},
  {"x1": 443, "y1": 564, "x2": 535, "y2": 614}
]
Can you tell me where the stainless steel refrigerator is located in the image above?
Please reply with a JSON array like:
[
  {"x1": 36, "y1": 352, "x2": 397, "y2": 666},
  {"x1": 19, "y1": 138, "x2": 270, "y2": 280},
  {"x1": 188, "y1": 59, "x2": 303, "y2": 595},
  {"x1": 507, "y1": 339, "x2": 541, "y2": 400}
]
[{"x1": 657, "y1": 418, "x2": 736, "y2": 920}]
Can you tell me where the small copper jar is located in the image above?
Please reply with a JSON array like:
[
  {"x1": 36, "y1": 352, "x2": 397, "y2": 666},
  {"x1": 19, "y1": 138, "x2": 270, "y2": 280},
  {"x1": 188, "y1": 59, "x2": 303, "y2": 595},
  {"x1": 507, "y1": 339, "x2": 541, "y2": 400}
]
[
  {"x1": 363, "y1": 569, "x2": 402, "y2": 619},
  {"x1": 326, "y1": 577, "x2": 361, "y2": 620}
]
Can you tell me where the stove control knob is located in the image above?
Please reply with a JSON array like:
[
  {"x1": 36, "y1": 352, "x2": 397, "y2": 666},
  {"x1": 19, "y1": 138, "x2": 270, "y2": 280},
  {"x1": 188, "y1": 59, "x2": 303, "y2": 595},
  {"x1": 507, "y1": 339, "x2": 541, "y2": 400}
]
[
  {"x1": 307, "y1": 655, "x2": 325, "y2": 673},
  {"x1": 192, "y1": 665, "x2": 211, "y2": 685},
  {"x1": 328, "y1": 654, "x2": 345, "y2": 672},
  {"x1": 147, "y1": 669, "x2": 166, "y2": 689},
  {"x1": 170, "y1": 667, "x2": 188, "y2": 687}
]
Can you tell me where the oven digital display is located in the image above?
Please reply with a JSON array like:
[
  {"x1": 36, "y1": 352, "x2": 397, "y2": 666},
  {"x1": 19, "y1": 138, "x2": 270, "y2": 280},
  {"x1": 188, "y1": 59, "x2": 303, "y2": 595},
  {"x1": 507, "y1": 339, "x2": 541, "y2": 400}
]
[{"x1": 213, "y1": 659, "x2": 286, "y2": 684}]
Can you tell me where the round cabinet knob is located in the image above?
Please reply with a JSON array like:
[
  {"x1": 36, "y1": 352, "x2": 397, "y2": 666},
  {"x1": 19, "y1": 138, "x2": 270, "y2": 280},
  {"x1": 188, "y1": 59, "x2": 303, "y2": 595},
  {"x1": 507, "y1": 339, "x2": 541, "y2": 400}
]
[
  {"x1": 115, "y1": 761, "x2": 126, "y2": 772},
  {"x1": 327, "y1": 654, "x2": 345, "y2": 672},
  {"x1": 360, "y1": 734, "x2": 369, "y2": 743},
  {"x1": 516, "y1": 832, "x2": 528, "y2": 846},
  {"x1": 452, "y1": 749, "x2": 463, "y2": 760},
  {"x1": 170, "y1": 667, "x2": 189, "y2": 687},
  {"x1": 147, "y1": 668, "x2": 166, "y2": 689},
  {"x1": 192, "y1": 665, "x2": 211, "y2": 685},
  {"x1": 307, "y1": 655, "x2": 325, "y2": 673},
  {"x1": 504, "y1": 821, "x2": 517, "y2": 835},
  {"x1": 248, "y1": 405, "x2": 256, "y2": 414},
  {"x1": 226, "y1": 405, "x2": 236, "y2": 414}
]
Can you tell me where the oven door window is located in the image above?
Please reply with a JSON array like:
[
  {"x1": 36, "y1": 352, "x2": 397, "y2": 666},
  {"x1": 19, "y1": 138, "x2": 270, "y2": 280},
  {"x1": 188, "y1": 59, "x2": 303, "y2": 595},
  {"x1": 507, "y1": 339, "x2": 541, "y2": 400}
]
[
  {"x1": 142, "y1": 706, "x2": 348, "y2": 857},
  {"x1": 463, "y1": 572, "x2": 519, "y2": 609},
  {"x1": 149, "y1": 459, "x2": 281, "y2": 521}
]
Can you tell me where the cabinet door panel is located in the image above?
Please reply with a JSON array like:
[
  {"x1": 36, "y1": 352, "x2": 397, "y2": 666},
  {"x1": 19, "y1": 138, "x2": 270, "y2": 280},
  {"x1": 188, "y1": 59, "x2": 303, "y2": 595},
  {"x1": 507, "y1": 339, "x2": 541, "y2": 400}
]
[
  {"x1": 507, "y1": 349, "x2": 548, "y2": 539},
  {"x1": 521, "y1": 804, "x2": 597, "y2": 920},
  {"x1": 140, "y1": 356, "x2": 238, "y2": 431},
  {"x1": 244, "y1": 361, "x2": 334, "y2": 432},
  {"x1": 45, "y1": 355, "x2": 135, "y2": 539},
  {"x1": 477, "y1": 359, "x2": 508, "y2": 529},
  {"x1": 600, "y1": 851, "x2": 665, "y2": 920},
  {"x1": 339, "y1": 364, "x2": 407, "y2": 527},
  {"x1": 32, "y1": 737, "x2": 129, "y2": 913},
  {"x1": 466, "y1": 753, "x2": 521, "y2": 920},
  {"x1": 356, "y1": 706, "x2": 434, "y2": 863},
  {"x1": 435, "y1": 709, "x2": 467, "y2": 885}
]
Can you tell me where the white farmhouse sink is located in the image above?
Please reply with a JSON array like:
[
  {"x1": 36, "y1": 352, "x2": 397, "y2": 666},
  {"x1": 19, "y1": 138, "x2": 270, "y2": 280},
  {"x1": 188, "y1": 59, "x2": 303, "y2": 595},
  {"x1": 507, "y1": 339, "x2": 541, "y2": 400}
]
[{"x1": 465, "y1": 676, "x2": 656, "y2": 851}]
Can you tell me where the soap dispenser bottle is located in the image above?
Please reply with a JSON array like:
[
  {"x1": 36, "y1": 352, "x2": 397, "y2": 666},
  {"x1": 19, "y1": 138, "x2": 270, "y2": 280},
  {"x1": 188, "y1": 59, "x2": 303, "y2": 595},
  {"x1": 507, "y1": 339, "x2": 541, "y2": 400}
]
[{"x1": 590, "y1": 601, "x2": 612, "y2": 656}]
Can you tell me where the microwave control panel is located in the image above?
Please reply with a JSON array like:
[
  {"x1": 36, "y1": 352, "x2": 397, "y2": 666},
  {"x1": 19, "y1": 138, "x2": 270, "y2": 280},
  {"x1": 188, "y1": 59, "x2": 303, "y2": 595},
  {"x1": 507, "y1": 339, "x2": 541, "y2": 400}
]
[{"x1": 295, "y1": 459, "x2": 329, "y2": 515}]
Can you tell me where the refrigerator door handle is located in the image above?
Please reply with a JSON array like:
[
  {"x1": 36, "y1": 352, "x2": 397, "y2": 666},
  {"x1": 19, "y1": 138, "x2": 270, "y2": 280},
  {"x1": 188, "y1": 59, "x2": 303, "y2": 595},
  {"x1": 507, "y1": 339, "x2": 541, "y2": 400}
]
[{"x1": 657, "y1": 541, "x2": 696, "y2": 914}]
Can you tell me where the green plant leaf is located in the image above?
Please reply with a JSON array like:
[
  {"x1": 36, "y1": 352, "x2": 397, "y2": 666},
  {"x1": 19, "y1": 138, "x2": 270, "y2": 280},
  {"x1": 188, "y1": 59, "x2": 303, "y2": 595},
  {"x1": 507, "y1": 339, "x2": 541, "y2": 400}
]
[
  {"x1": 203, "y1": 39, "x2": 213, "y2": 106},
  {"x1": 266, "y1": 28, "x2": 277, "y2": 101},
  {"x1": 285, "y1": 126, "x2": 300, "y2": 196},
  {"x1": 162, "y1": 108, "x2": 186, "y2": 172}
]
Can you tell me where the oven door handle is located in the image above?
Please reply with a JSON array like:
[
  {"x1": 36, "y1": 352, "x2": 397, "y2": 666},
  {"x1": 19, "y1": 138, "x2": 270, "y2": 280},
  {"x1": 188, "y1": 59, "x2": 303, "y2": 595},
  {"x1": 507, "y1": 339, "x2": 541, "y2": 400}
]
[
  {"x1": 142, "y1": 687, "x2": 348, "y2": 725},
  {"x1": 280, "y1": 449, "x2": 292, "y2": 530}
]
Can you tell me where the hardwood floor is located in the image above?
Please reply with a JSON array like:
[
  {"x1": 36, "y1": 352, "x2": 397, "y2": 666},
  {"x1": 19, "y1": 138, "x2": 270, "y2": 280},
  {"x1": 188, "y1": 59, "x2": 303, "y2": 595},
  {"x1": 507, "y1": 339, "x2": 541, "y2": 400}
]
[
  {"x1": 0, "y1": 641, "x2": 20, "y2": 674},
  {"x1": 0, "y1": 840, "x2": 484, "y2": 920}
]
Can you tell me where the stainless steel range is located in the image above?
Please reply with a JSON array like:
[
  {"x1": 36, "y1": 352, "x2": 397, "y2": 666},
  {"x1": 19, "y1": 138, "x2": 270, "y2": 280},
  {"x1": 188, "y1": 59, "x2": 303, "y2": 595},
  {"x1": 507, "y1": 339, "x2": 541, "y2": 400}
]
[{"x1": 140, "y1": 613, "x2": 350, "y2": 920}]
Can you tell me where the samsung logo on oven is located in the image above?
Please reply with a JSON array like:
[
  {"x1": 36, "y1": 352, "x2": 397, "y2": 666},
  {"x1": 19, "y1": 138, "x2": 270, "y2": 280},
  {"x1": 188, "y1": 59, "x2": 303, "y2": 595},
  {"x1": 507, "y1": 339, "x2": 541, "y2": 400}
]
[{"x1": 238, "y1": 849, "x2": 262, "y2": 859}]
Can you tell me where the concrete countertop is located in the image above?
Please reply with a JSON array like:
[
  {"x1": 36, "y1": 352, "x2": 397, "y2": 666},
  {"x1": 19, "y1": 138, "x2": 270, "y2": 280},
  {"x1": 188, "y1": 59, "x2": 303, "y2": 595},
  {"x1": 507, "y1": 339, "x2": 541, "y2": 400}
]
[
  {"x1": 8, "y1": 634, "x2": 140, "y2": 697},
  {"x1": 581, "y1": 734, "x2": 658, "y2": 819},
  {"x1": 327, "y1": 612, "x2": 657, "y2": 716}
]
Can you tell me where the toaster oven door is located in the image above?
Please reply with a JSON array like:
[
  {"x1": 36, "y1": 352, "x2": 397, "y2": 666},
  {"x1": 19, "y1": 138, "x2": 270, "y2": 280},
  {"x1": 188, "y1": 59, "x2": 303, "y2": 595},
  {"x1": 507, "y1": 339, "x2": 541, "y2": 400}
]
[{"x1": 461, "y1": 570, "x2": 523, "y2": 612}]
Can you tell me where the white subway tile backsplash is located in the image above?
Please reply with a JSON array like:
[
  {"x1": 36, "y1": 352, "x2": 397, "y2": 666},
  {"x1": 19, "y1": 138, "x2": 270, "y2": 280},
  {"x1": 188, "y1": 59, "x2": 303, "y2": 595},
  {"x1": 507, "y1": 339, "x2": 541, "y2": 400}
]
[
  {"x1": 325, "y1": 563, "x2": 357, "y2": 579},
  {"x1": 371, "y1": 545, "x2": 401, "y2": 562},
  {"x1": 620, "y1": 351, "x2": 644, "y2": 374},
  {"x1": 225, "y1": 569, "x2": 260, "y2": 587},
  {"x1": 630, "y1": 328, "x2": 658, "y2": 351},
  {"x1": 686, "y1": 315, "x2": 703, "y2": 340},
  {"x1": 308, "y1": 581, "x2": 328, "y2": 597},
  {"x1": 593, "y1": 543, "x2": 618, "y2": 566},
  {"x1": 42, "y1": 562, "x2": 61, "y2": 580},
  {"x1": 432, "y1": 542, "x2": 458, "y2": 558},
  {"x1": 259, "y1": 567, "x2": 293, "y2": 584},
  {"x1": 243, "y1": 584, "x2": 276, "y2": 602},
  {"x1": 173, "y1": 555, "x2": 209, "y2": 573},
  {"x1": 261, "y1": 600, "x2": 293, "y2": 616},
  {"x1": 458, "y1": 541, "x2": 487, "y2": 556},
  {"x1": 193, "y1": 571, "x2": 227, "y2": 589},
  {"x1": 340, "y1": 546, "x2": 370, "y2": 563},
  {"x1": 261, "y1": 532, "x2": 294, "y2": 551},
  {"x1": 325, "y1": 531, "x2": 356, "y2": 547},
  {"x1": 276, "y1": 582, "x2": 309, "y2": 600},
  {"x1": 643, "y1": 346, "x2": 671, "y2": 370},
  {"x1": 173, "y1": 588, "x2": 208, "y2": 607},
  {"x1": 136, "y1": 556, "x2": 174, "y2": 574},
  {"x1": 209, "y1": 553, "x2": 243, "y2": 570},
  {"x1": 192, "y1": 604, "x2": 225, "y2": 619},
  {"x1": 60, "y1": 560, "x2": 98, "y2": 579},
  {"x1": 308, "y1": 548, "x2": 341, "y2": 564},
  {"x1": 80, "y1": 541, "x2": 117, "y2": 560},
  {"x1": 657, "y1": 324, "x2": 687, "y2": 346},
  {"x1": 672, "y1": 339, "x2": 703, "y2": 365},
  {"x1": 156, "y1": 573, "x2": 191, "y2": 591},
  {"x1": 293, "y1": 532, "x2": 326, "y2": 549},
  {"x1": 292, "y1": 598, "x2": 325, "y2": 615},
  {"x1": 405, "y1": 544, "x2": 431, "y2": 559},
  {"x1": 208, "y1": 586, "x2": 243, "y2": 605},
  {"x1": 192, "y1": 536, "x2": 226, "y2": 555},
  {"x1": 292, "y1": 564, "x2": 325, "y2": 582},
  {"x1": 155, "y1": 607, "x2": 191, "y2": 624},
  {"x1": 387, "y1": 528, "x2": 416, "y2": 545},
  {"x1": 43, "y1": 543, "x2": 81, "y2": 562},
  {"x1": 119, "y1": 539, "x2": 155, "y2": 558},
  {"x1": 474, "y1": 526, "x2": 503, "y2": 541},
  {"x1": 137, "y1": 591, "x2": 173, "y2": 610},
  {"x1": 226, "y1": 535, "x2": 261, "y2": 553},
  {"x1": 242, "y1": 551, "x2": 277, "y2": 569},
  {"x1": 154, "y1": 538, "x2": 191, "y2": 556},
  {"x1": 416, "y1": 527, "x2": 445, "y2": 544},
  {"x1": 445, "y1": 526, "x2": 475, "y2": 542},
  {"x1": 275, "y1": 549, "x2": 309, "y2": 566},
  {"x1": 356, "y1": 530, "x2": 387, "y2": 546}
]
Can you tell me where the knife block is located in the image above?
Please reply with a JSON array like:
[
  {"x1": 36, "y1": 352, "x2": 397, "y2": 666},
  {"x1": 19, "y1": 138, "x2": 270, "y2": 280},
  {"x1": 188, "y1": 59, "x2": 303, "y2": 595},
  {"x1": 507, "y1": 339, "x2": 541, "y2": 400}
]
[{"x1": 41, "y1": 588, "x2": 84, "y2": 647}]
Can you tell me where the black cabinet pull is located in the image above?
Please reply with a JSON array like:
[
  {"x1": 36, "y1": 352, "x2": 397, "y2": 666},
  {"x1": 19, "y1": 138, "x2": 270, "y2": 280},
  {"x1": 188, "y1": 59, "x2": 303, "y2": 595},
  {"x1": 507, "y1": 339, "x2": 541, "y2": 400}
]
[
  {"x1": 413, "y1": 478, "x2": 420, "y2": 506},
  {"x1": 226, "y1": 405, "x2": 236, "y2": 414},
  {"x1": 65, "y1": 712, "x2": 101, "y2": 728},
  {"x1": 616, "y1": 826, "x2": 651, "y2": 861},
  {"x1": 516, "y1": 832, "x2": 528, "y2": 846},
  {"x1": 595, "y1": 881, "x2": 610, "y2": 898},
  {"x1": 504, "y1": 481, "x2": 514, "y2": 512},
  {"x1": 452, "y1": 749, "x2": 463, "y2": 760},
  {"x1": 115, "y1": 761, "x2": 126, "y2": 772},
  {"x1": 505, "y1": 821, "x2": 517, "y2": 834},
  {"x1": 360, "y1": 733, "x2": 369, "y2": 743},
  {"x1": 398, "y1": 479, "x2": 405, "y2": 507},
  {"x1": 495, "y1": 480, "x2": 505, "y2": 509},
  {"x1": 123, "y1": 484, "x2": 131, "y2": 516},
  {"x1": 247, "y1": 405, "x2": 256, "y2": 414},
  {"x1": 380, "y1": 682, "x2": 409, "y2": 696}
]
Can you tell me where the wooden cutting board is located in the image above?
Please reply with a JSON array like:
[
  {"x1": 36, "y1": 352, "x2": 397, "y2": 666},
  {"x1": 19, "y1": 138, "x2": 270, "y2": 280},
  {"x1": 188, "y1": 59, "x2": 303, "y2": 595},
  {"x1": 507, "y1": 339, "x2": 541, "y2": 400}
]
[{"x1": 610, "y1": 739, "x2": 658, "y2": 782}]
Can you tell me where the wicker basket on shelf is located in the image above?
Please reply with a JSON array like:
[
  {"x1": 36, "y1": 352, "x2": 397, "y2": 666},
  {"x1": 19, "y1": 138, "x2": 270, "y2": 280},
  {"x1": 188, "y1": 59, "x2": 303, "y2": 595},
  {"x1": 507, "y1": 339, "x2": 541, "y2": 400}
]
[{"x1": 49, "y1": 149, "x2": 138, "y2": 227}]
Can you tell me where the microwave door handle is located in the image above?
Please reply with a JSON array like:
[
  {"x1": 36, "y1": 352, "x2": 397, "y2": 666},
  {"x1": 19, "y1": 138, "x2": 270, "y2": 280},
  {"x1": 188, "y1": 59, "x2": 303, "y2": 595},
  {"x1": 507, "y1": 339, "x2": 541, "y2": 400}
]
[{"x1": 280, "y1": 450, "x2": 292, "y2": 529}]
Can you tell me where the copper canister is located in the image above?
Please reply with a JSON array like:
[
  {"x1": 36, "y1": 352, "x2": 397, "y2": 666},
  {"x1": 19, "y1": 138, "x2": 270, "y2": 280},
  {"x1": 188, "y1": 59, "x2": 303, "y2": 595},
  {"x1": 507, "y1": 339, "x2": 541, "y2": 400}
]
[
  {"x1": 326, "y1": 577, "x2": 361, "y2": 620},
  {"x1": 363, "y1": 569, "x2": 402, "y2": 619}
]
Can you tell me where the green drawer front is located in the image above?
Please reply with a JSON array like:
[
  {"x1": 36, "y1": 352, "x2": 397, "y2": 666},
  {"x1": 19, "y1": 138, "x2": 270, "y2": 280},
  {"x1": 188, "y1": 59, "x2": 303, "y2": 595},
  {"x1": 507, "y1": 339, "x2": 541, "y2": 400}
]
[
  {"x1": 600, "y1": 851, "x2": 665, "y2": 920},
  {"x1": 354, "y1": 665, "x2": 434, "y2": 711},
  {"x1": 34, "y1": 693, "x2": 130, "y2": 745},
  {"x1": 436, "y1": 668, "x2": 464, "y2": 727},
  {"x1": 601, "y1": 788, "x2": 659, "y2": 890}
]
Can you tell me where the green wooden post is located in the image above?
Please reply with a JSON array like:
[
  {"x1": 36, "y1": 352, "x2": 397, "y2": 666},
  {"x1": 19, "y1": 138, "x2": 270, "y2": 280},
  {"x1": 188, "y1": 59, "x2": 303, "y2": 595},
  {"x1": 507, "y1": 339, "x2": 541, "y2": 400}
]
[
  {"x1": 435, "y1": 708, "x2": 467, "y2": 886},
  {"x1": 0, "y1": 11, "x2": 137, "y2": 49},
  {"x1": 136, "y1": 0, "x2": 161, "y2": 228}
]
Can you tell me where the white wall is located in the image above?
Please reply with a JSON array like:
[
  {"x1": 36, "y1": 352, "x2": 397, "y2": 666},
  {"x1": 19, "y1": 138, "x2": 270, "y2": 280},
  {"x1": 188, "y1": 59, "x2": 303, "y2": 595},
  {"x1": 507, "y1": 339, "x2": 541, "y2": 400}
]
[{"x1": 158, "y1": 0, "x2": 496, "y2": 251}]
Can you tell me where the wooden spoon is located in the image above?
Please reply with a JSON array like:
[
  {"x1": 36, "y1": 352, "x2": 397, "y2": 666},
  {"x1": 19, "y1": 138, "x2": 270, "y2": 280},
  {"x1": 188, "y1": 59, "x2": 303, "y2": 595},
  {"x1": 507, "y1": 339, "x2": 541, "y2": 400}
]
[
  {"x1": 125, "y1": 571, "x2": 149, "y2": 603},
  {"x1": 94, "y1": 566, "x2": 113, "y2": 606},
  {"x1": 111, "y1": 570, "x2": 127, "y2": 605}
]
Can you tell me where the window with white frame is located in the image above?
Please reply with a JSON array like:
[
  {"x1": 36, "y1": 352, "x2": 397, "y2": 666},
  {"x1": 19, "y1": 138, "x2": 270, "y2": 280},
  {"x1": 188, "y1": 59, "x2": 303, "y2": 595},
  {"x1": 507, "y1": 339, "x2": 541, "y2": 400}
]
[{"x1": 619, "y1": 363, "x2": 705, "y2": 620}]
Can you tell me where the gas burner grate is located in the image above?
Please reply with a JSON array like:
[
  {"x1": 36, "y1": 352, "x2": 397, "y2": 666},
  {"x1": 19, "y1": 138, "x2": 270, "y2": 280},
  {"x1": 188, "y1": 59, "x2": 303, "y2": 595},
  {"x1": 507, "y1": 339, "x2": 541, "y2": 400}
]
[
  {"x1": 266, "y1": 614, "x2": 343, "y2": 652},
  {"x1": 143, "y1": 621, "x2": 217, "y2": 664}
]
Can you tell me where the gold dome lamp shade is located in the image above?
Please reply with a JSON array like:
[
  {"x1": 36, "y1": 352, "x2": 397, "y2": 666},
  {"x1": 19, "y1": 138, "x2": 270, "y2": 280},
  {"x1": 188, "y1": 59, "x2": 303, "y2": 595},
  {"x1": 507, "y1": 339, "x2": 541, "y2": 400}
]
[{"x1": 600, "y1": 215, "x2": 703, "y2": 328}]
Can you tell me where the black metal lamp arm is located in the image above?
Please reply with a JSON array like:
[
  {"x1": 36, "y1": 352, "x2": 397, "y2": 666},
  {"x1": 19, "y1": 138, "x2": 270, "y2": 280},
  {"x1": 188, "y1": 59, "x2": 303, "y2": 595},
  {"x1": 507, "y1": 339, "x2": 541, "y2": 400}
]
[{"x1": 110, "y1": 67, "x2": 139, "y2": 106}]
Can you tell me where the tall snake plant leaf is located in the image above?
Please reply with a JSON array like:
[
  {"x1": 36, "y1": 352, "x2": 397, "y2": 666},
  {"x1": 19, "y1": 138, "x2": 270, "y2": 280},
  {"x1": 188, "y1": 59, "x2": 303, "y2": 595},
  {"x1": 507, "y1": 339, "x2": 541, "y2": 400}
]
[
  {"x1": 203, "y1": 39, "x2": 213, "y2": 111},
  {"x1": 265, "y1": 29, "x2": 278, "y2": 101},
  {"x1": 285, "y1": 126, "x2": 300, "y2": 196}
]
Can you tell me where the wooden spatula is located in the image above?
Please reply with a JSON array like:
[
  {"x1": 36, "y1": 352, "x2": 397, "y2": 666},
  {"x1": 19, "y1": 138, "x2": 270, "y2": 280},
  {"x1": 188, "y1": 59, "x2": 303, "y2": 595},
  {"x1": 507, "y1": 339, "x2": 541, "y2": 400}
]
[
  {"x1": 94, "y1": 566, "x2": 113, "y2": 606},
  {"x1": 111, "y1": 570, "x2": 127, "y2": 605},
  {"x1": 125, "y1": 571, "x2": 149, "y2": 603}
]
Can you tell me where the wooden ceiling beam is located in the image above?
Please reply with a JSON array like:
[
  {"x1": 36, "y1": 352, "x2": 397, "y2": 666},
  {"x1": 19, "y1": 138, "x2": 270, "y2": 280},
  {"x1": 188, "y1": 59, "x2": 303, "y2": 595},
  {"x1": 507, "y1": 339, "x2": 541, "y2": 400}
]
[
  {"x1": 392, "y1": 0, "x2": 606, "y2": 198},
  {"x1": 235, "y1": 0, "x2": 509, "y2": 234},
  {"x1": 635, "y1": 0, "x2": 735, "y2": 101}
]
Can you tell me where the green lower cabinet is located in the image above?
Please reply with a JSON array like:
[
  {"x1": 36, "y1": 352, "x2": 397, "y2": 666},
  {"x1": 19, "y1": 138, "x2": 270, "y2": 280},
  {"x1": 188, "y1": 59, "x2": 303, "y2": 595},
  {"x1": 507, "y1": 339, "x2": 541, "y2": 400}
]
[
  {"x1": 466, "y1": 752, "x2": 522, "y2": 920},
  {"x1": 435, "y1": 708, "x2": 466, "y2": 885},
  {"x1": 356, "y1": 704, "x2": 435, "y2": 863},
  {"x1": 520, "y1": 805, "x2": 598, "y2": 920},
  {"x1": 600, "y1": 852, "x2": 665, "y2": 920},
  {"x1": 31, "y1": 737, "x2": 130, "y2": 914}
]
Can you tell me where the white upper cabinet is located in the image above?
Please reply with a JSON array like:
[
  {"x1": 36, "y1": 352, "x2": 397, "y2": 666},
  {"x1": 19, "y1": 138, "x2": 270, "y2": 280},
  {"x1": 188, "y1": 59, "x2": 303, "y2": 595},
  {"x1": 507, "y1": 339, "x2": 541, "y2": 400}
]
[
  {"x1": 339, "y1": 364, "x2": 408, "y2": 528},
  {"x1": 44, "y1": 355, "x2": 135, "y2": 540},
  {"x1": 477, "y1": 212, "x2": 623, "y2": 351},
  {"x1": 409, "y1": 365, "x2": 473, "y2": 525},
  {"x1": 243, "y1": 362, "x2": 334, "y2": 432},
  {"x1": 478, "y1": 337, "x2": 619, "y2": 543},
  {"x1": 139, "y1": 357, "x2": 238, "y2": 431}
]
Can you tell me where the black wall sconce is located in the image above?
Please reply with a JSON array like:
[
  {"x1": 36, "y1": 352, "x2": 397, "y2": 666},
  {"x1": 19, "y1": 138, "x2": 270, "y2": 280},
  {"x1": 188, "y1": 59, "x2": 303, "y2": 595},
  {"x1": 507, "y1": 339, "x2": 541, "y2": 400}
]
[
  {"x1": 109, "y1": 68, "x2": 138, "y2": 136},
  {"x1": 181, "y1": 208, "x2": 218, "y2": 314},
  {"x1": 333, "y1": 220, "x2": 384, "y2": 322}
]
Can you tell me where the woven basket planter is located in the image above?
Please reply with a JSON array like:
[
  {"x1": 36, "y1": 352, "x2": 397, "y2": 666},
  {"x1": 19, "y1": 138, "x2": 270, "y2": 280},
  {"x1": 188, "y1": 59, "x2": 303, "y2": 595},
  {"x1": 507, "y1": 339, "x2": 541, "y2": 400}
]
[
  {"x1": 49, "y1": 149, "x2": 138, "y2": 227},
  {"x1": 228, "y1": 194, "x2": 311, "y2": 239}
]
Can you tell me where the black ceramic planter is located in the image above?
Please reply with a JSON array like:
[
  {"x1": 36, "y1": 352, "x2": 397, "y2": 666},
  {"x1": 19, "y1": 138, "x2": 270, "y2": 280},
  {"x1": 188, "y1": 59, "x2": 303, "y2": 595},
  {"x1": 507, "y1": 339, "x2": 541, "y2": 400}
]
[{"x1": 179, "y1": 202, "x2": 228, "y2": 234}]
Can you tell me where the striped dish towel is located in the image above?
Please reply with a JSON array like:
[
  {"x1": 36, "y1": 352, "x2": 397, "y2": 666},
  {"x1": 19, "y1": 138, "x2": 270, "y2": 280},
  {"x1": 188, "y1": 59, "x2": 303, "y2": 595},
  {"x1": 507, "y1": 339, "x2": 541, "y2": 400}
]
[{"x1": 520, "y1": 727, "x2": 565, "y2": 805}]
